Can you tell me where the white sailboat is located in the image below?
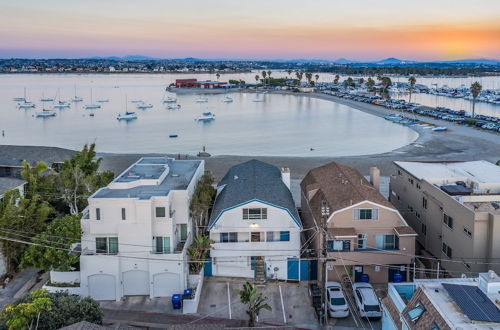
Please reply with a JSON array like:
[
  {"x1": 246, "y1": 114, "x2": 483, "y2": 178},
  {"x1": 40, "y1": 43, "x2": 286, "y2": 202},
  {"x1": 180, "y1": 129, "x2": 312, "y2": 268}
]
[
  {"x1": 53, "y1": 89, "x2": 71, "y2": 109},
  {"x1": 222, "y1": 96, "x2": 233, "y2": 103},
  {"x1": 18, "y1": 88, "x2": 35, "y2": 109},
  {"x1": 72, "y1": 85, "x2": 83, "y2": 102},
  {"x1": 84, "y1": 88, "x2": 101, "y2": 110},
  {"x1": 137, "y1": 102, "x2": 153, "y2": 109},
  {"x1": 40, "y1": 91, "x2": 54, "y2": 102},
  {"x1": 117, "y1": 96, "x2": 138, "y2": 120},
  {"x1": 195, "y1": 97, "x2": 208, "y2": 103},
  {"x1": 35, "y1": 103, "x2": 56, "y2": 117},
  {"x1": 195, "y1": 112, "x2": 216, "y2": 121}
]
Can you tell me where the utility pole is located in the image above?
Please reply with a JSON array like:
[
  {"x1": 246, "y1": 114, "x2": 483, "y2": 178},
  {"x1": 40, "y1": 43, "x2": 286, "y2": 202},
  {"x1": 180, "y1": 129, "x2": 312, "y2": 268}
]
[
  {"x1": 320, "y1": 200, "x2": 330, "y2": 325},
  {"x1": 437, "y1": 261, "x2": 440, "y2": 279}
]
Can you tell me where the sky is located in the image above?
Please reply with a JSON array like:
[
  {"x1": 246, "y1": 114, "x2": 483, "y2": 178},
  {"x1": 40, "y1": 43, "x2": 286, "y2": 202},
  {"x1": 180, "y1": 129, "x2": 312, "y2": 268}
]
[{"x1": 0, "y1": 0, "x2": 499, "y2": 61}]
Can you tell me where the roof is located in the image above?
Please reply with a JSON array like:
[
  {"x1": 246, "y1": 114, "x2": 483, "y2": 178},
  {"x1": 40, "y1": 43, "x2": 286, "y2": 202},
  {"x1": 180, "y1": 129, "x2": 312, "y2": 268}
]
[
  {"x1": 0, "y1": 145, "x2": 74, "y2": 167},
  {"x1": 394, "y1": 160, "x2": 500, "y2": 183},
  {"x1": 328, "y1": 227, "x2": 356, "y2": 238},
  {"x1": 394, "y1": 226, "x2": 417, "y2": 236},
  {"x1": 442, "y1": 283, "x2": 500, "y2": 322},
  {"x1": 59, "y1": 321, "x2": 111, "y2": 330},
  {"x1": 382, "y1": 296, "x2": 403, "y2": 329},
  {"x1": 301, "y1": 162, "x2": 394, "y2": 213},
  {"x1": 0, "y1": 177, "x2": 26, "y2": 196},
  {"x1": 92, "y1": 157, "x2": 202, "y2": 199},
  {"x1": 208, "y1": 160, "x2": 300, "y2": 228}
]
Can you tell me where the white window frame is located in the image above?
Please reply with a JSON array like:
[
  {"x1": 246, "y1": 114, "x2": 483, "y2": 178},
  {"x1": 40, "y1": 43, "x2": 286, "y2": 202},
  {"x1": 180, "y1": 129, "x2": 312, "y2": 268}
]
[{"x1": 353, "y1": 208, "x2": 378, "y2": 220}]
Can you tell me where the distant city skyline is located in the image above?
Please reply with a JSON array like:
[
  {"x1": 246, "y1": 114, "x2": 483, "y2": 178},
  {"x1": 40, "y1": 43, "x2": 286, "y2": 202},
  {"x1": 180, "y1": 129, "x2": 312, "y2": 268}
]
[{"x1": 0, "y1": 0, "x2": 499, "y2": 61}]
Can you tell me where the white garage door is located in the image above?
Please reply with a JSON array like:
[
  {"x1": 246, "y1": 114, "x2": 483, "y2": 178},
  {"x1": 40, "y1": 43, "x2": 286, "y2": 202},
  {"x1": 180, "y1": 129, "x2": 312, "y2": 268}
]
[
  {"x1": 123, "y1": 270, "x2": 150, "y2": 296},
  {"x1": 153, "y1": 272, "x2": 181, "y2": 297},
  {"x1": 88, "y1": 274, "x2": 116, "y2": 301}
]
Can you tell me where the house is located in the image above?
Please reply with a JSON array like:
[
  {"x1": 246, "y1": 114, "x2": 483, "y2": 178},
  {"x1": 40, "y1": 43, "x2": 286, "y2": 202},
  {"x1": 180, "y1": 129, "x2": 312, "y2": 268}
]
[
  {"x1": 175, "y1": 79, "x2": 198, "y2": 88},
  {"x1": 382, "y1": 270, "x2": 500, "y2": 329},
  {"x1": 301, "y1": 162, "x2": 416, "y2": 284},
  {"x1": 79, "y1": 157, "x2": 204, "y2": 301},
  {"x1": 174, "y1": 79, "x2": 227, "y2": 89},
  {"x1": 208, "y1": 160, "x2": 302, "y2": 282},
  {"x1": 390, "y1": 160, "x2": 500, "y2": 275}
]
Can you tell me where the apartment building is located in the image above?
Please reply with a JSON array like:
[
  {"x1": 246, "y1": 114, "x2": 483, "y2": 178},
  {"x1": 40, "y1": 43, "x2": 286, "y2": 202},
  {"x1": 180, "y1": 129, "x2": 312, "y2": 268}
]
[
  {"x1": 390, "y1": 160, "x2": 500, "y2": 275},
  {"x1": 80, "y1": 157, "x2": 204, "y2": 301},
  {"x1": 208, "y1": 160, "x2": 302, "y2": 282},
  {"x1": 382, "y1": 270, "x2": 500, "y2": 329},
  {"x1": 301, "y1": 162, "x2": 416, "y2": 284}
]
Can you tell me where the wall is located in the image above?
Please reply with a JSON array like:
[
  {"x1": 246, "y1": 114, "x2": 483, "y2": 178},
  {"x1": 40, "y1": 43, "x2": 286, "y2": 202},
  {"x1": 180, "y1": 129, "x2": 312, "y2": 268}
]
[
  {"x1": 183, "y1": 269, "x2": 204, "y2": 314},
  {"x1": 43, "y1": 285, "x2": 81, "y2": 296},
  {"x1": 50, "y1": 270, "x2": 80, "y2": 284}
]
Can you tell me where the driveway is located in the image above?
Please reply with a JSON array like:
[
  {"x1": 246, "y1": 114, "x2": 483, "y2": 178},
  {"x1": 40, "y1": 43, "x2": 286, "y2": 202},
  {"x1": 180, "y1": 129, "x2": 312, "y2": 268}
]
[{"x1": 198, "y1": 277, "x2": 319, "y2": 329}]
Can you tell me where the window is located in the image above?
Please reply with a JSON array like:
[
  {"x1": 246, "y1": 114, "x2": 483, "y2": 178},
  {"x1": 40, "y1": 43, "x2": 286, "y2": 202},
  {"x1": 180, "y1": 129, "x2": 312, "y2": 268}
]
[
  {"x1": 415, "y1": 212, "x2": 421, "y2": 219},
  {"x1": 220, "y1": 232, "x2": 238, "y2": 243},
  {"x1": 327, "y1": 240, "x2": 351, "y2": 252},
  {"x1": 421, "y1": 223, "x2": 427, "y2": 235},
  {"x1": 96, "y1": 237, "x2": 118, "y2": 254},
  {"x1": 408, "y1": 205, "x2": 414, "y2": 212},
  {"x1": 443, "y1": 213, "x2": 453, "y2": 229},
  {"x1": 408, "y1": 178, "x2": 414, "y2": 185},
  {"x1": 416, "y1": 183, "x2": 421, "y2": 190},
  {"x1": 398, "y1": 170, "x2": 402, "y2": 175},
  {"x1": 376, "y1": 234, "x2": 399, "y2": 250},
  {"x1": 154, "y1": 236, "x2": 170, "y2": 253},
  {"x1": 442, "y1": 242, "x2": 452, "y2": 258},
  {"x1": 354, "y1": 208, "x2": 378, "y2": 220},
  {"x1": 406, "y1": 301, "x2": 425, "y2": 323},
  {"x1": 422, "y1": 197, "x2": 428, "y2": 209},
  {"x1": 251, "y1": 232, "x2": 263, "y2": 242},
  {"x1": 155, "y1": 207, "x2": 166, "y2": 218},
  {"x1": 279, "y1": 231, "x2": 290, "y2": 242},
  {"x1": 463, "y1": 226, "x2": 472, "y2": 237},
  {"x1": 266, "y1": 231, "x2": 277, "y2": 242},
  {"x1": 357, "y1": 234, "x2": 367, "y2": 249},
  {"x1": 121, "y1": 208, "x2": 126, "y2": 220},
  {"x1": 95, "y1": 208, "x2": 100, "y2": 220},
  {"x1": 243, "y1": 208, "x2": 267, "y2": 220}
]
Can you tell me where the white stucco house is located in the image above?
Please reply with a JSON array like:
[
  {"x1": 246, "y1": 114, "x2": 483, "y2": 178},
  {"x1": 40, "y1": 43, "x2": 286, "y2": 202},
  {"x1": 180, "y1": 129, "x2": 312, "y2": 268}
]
[
  {"x1": 80, "y1": 157, "x2": 204, "y2": 301},
  {"x1": 208, "y1": 160, "x2": 302, "y2": 281}
]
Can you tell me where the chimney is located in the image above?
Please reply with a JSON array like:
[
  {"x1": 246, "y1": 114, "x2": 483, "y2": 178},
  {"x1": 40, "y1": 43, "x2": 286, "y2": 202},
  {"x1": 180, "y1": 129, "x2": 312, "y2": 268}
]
[
  {"x1": 370, "y1": 166, "x2": 380, "y2": 191},
  {"x1": 281, "y1": 167, "x2": 291, "y2": 190}
]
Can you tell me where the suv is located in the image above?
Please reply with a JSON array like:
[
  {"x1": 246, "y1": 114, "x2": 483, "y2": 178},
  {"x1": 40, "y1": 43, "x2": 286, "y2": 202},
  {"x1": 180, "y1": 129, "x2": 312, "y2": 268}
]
[
  {"x1": 326, "y1": 282, "x2": 349, "y2": 317},
  {"x1": 352, "y1": 282, "x2": 382, "y2": 318}
]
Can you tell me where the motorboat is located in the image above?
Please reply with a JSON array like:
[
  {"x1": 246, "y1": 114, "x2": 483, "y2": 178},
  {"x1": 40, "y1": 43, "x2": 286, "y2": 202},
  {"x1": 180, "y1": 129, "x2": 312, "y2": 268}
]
[
  {"x1": 84, "y1": 88, "x2": 101, "y2": 109},
  {"x1": 432, "y1": 126, "x2": 447, "y2": 132},
  {"x1": 12, "y1": 97, "x2": 25, "y2": 102},
  {"x1": 137, "y1": 103, "x2": 153, "y2": 109},
  {"x1": 163, "y1": 96, "x2": 177, "y2": 103},
  {"x1": 117, "y1": 111, "x2": 138, "y2": 120},
  {"x1": 97, "y1": 99, "x2": 109, "y2": 103},
  {"x1": 18, "y1": 102, "x2": 36, "y2": 109},
  {"x1": 35, "y1": 109, "x2": 56, "y2": 117},
  {"x1": 40, "y1": 97, "x2": 54, "y2": 102},
  {"x1": 167, "y1": 104, "x2": 181, "y2": 110},
  {"x1": 53, "y1": 101, "x2": 71, "y2": 109},
  {"x1": 195, "y1": 97, "x2": 208, "y2": 103},
  {"x1": 222, "y1": 96, "x2": 233, "y2": 103},
  {"x1": 169, "y1": 134, "x2": 178, "y2": 138},
  {"x1": 195, "y1": 112, "x2": 216, "y2": 121}
]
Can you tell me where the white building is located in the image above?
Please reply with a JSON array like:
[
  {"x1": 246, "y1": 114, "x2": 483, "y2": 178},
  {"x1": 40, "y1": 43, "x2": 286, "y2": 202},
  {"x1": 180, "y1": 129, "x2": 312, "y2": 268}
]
[
  {"x1": 80, "y1": 157, "x2": 204, "y2": 301},
  {"x1": 208, "y1": 160, "x2": 302, "y2": 281}
]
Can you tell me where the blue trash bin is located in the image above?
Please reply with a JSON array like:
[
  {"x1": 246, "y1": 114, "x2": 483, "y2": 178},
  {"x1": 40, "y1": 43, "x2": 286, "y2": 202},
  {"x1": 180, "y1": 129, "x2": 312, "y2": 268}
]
[
  {"x1": 361, "y1": 274, "x2": 370, "y2": 283},
  {"x1": 171, "y1": 294, "x2": 182, "y2": 309},
  {"x1": 393, "y1": 272, "x2": 403, "y2": 283},
  {"x1": 184, "y1": 289, "x2": 193, "y2": 296}
]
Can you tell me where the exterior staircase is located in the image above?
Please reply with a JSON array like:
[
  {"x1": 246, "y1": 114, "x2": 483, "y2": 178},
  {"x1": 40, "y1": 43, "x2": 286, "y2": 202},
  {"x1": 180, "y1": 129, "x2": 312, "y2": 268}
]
[{"x1": 254, "y1": 258, "x2": 266, "y2": 284}]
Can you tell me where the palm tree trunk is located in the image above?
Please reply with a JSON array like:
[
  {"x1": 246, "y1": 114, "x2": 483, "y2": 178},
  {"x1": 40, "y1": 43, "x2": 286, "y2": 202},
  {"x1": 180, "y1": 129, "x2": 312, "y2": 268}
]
[{"x1": 472, "y1": 100, "x2": 476, "y2": 118}]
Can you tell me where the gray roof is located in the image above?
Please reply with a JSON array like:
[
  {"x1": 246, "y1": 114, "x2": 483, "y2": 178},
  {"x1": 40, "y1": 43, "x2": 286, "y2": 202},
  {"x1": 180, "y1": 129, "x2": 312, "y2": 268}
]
[
  {"x1": 0, "y1": 177, "x2": 26, "y2": 196},
  {"x1": 92, "y1": 158, "x2": 202, "y2": 199},
  {"x1": 0, "y1": 145, "x2": 74, "y2": 167},
  {"x1": 209, "y1": 160, "x2": 301, "y2": 229}
]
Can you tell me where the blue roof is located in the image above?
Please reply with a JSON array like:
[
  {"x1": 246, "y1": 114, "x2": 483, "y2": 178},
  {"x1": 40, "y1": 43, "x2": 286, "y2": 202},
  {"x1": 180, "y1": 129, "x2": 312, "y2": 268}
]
[
  {"x1": 92, "y1": 158, "x2": 202, "y2": 200},
  {"x1": 208, "y1": 160, "x2": 301, "y2": 229},
  {"x1": 442, "y1": 283, "x2": 500, "y2": 322}
]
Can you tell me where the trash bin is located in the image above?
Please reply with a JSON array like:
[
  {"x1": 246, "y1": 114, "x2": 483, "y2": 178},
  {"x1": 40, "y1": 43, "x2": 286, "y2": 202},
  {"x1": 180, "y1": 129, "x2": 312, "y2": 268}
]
[
  {"x1": 393, "y1": 272, "x2": 403, "y2": 283},
  {"x1": 361, "y1": 274, "x2": 370, "y2": 283},
  {"x1": 183, "y1": 289, "x2": 193, "y2": 300},
  {"x1": 171, "y1": 294, "x2": 182, "y2": 309}
]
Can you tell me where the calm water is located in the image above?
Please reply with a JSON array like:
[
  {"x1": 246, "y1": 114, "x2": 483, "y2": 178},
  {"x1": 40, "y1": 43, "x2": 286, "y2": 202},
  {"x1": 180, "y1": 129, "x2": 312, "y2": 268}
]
[{"x1": 0, "y1": 73, "x2": 420, "y2": 156}]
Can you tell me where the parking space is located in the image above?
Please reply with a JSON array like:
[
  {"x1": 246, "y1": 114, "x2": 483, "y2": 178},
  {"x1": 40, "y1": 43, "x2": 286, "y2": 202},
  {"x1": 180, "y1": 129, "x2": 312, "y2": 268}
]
[{"x1": 198, "y1": 277, "x2": 319, "y2": 328}]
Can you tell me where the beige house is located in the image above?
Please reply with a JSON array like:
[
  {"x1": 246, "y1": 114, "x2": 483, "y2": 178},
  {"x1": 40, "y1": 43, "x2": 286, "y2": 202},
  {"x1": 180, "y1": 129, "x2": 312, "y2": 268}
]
[
  {"x1": 389, "y1": 160, "x2": 500, "y2": 276},
  {"x1": 301, "y1": 162, "x2": 416, "y2": 284}
]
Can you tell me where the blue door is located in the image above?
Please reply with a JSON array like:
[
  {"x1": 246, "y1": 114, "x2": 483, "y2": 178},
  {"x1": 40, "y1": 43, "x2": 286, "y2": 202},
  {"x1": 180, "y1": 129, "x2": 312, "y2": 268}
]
[
  {"x1": 354, "y1": 266, "x2": 364, "y2": 282},
  {"x1": 300, "y1": 260, "x2": 309, "y2": 280},
  {"x1": 204, "y1": 257, "x2": 212, "y2": 276},
  {"x1": 287, "y1": 258, "x2": 299, "y2": 280}
]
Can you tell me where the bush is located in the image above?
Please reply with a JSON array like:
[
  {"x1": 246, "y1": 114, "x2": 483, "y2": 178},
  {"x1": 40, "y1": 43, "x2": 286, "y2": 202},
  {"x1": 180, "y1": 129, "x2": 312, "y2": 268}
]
[{"x1": 464, "y1": 118, "x2": 476, "y2": 126}]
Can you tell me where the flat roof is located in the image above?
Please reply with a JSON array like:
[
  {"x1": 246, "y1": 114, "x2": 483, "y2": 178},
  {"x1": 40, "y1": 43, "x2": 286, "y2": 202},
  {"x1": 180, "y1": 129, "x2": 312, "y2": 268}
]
[
  {"x1": 92, "y1": 157, "x2": 202, "y2": 199},
  {"x1": 395, "y1": 161, "x2": 500, "y2": 183}
]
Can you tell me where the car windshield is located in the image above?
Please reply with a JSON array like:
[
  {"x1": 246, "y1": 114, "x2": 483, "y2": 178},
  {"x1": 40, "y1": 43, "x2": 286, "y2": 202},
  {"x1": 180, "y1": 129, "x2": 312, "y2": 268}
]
[
  {"x1": 365, "y1": 304, "x2": 380, "y2": 312},
  {"x1": 331, "y1": 297, "x2": 346, "y2": 305}
]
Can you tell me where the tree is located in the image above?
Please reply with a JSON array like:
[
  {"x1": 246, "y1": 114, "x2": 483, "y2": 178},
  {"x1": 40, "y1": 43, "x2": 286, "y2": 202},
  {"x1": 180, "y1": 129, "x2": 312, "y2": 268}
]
[
  {"x1": 267, "y1": 70, "x2": 271, "y2": 82},
  {"x1": 408, "y1": 76, "x2": 416, "y2": 103},
  {"x1": 470, "y1": 81, "x2": 482, "y2": 118},
  {"x1": 380, "y1": 76, "x2": 392, "y2": 93},
  {"x1": 0, "y1": 289, "x2": 52, "y2": 330},
  {"x1": 216, "y1": 72, "x2": 220, "y2": 81},
  {"x1": 238, "y1": 282, "x2": 272, "y2": 327},
  {"x1": 366, "y1": 77, "x2": 375, "y2": 90},
  {"x1": 287, "y1": 69, "x2": 292, "y2": 78},
  {"x1": 295, "y1": 72, "x2": 303, "y2": 86},
  {"x1": 0, "y1": 190, "x2": 53, "y2": 274},
  {"x1": 254, "y1": 74, "x2": 260, "y2": 84},
  {"x1": 305, "y1": 72, "x2": 313, "y2": 86},
  {"x1": 189, "y1": 171, "x2": 216, "y2": 234},
  {"x1": 21, "y1": 215, "x2": 81, "y2": 271},
  {"x1": 20, "y1": 161, "x2": 53, "y2": 200},
  {"x1": 187, "y1": 235, "x2": 214, "y2": 274},
  {"x1": 358, "y1": 77, "x2": 364, "y2": 85},
  {"x1": 315, "y1": 74, "x2": 320, "y2": 84},
  {"x1": 261, "y1": 71, "x2": 267, "y2": 87},
  {"x1": 333, "y1": 74, "x2": 340, "y2": 84}
]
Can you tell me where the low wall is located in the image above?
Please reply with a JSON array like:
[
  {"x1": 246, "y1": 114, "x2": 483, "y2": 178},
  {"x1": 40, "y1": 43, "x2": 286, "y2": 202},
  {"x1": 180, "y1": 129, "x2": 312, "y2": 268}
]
[
  {"x1": 183, "y1": 269, "x2": 204, "y2": 314},
  {"x1": 50, "y1": 270, "x2": 80, "y2": 284},
  {"x1": 43, "y1": 284, "x2": 81, "y2": 296}
]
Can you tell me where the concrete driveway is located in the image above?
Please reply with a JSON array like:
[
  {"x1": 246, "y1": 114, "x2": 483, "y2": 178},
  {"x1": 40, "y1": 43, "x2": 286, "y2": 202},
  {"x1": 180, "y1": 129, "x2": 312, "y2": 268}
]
[{"x1": 198, "y1": 277, "x2": 319, "y2": 329}]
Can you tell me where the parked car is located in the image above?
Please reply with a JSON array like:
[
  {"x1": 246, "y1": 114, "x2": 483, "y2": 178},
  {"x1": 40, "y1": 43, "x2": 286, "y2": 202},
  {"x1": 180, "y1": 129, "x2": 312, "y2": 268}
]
[
  {"x1": 352, "y1": 282, "x2": 382, "y2": 318},
  {"x1": 326, "y1": 282, "x2": 349, "y2": 318}
]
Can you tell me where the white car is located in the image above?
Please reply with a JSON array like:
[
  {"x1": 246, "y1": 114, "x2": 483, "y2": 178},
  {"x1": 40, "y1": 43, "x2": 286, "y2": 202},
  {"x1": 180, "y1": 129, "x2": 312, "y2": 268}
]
[
  {"x1": 352, "y1": 282, "x2": 382, "y2": 318},
  {"x1": 326, "y1": 282, "x2": 349, "y2": 318}
]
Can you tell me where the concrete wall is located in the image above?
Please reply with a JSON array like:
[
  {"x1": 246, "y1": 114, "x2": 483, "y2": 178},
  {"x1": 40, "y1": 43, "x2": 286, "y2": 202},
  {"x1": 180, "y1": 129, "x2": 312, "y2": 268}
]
[
  {"x1": 183, "y1": 270, "x2": 204, "y2": 314},
  {"x1": 50, "y1": 270, "x2": 80, "y2": 284}
]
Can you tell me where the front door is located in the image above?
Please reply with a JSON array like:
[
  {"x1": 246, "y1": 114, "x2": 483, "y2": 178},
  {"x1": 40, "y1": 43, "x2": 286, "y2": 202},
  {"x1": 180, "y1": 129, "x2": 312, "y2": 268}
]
[
  {"x1": 180, "y1": 224, "x2": 187, "y2": 241},
  {"x1": 354, "y1": 266, "x2": 364, "y2": 282}
]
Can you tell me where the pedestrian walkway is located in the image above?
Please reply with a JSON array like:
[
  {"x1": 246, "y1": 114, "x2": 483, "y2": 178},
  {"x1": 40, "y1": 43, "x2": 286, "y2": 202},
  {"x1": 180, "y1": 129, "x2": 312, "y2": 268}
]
[{"x1": 0, "y1": 268, "x2": 40, "y2": 309}]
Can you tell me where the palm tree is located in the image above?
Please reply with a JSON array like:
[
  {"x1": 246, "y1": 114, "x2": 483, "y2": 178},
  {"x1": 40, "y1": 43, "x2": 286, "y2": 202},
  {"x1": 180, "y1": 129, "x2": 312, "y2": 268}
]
[
  {"x1": 238, "y1": 282, "x2": 272, "y2": 327},
  {"x1": 255, "y1": 74, "x2": 260, "y2": 85},
  {"x1": 366, "y1": 77, "x2": 375, "y2": 90},
  {"x1": 20, "y1": 160, "x2": 49, "y2": 198},
  {"x1": 261, "y1": 71, "x2": 267, "y2": 87},
  {"x1": 187, "y1": 235, "x2": 214, "y2": 273},
  {"x1": 295, "y1": 72, "x2": 303, "y2": 86},
  {"x1": 358, "y1": 78, "x2": 364, "y2": 85},
  {"x1": 287, "y1": 69, "x2": 292, "y2": 78},
  {"x1": 315, "y1": 74, "x2": 320, "y2": 84},
  {"x1": 216, "y1": 73, "x2": 220, "y2": 81},
  {"x1": 470, "y1": 81, "x2": 482, "y2": 118},
  {"x1": 334, "y1": 74, "x2": 340, "y2": 84},
  {"x1": 305, "y1": 72, "x2": 313, "y2": 86},
  {"x1": 408, "y1": 76, "x2": 416, "y2": 103}
]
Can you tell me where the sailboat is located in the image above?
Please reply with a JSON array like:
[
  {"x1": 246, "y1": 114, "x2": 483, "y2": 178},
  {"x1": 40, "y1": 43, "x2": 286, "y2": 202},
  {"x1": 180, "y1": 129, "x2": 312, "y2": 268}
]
[
  {"x1": 35, "y1": 102, "x2": 56, "y2": 117},
  {"x1": 84, "y1": 88, "x2": 101, "y2": 110},
  {"x1": 53, "y1": 89, "x2": 71, "y2": 109},
  {"x1": 12, "y1": 89, "x2": 25, "y2": 102},
  {"x1": 18, "y1": 88, "x2": 36, "y2": 109},
  {"x1": 222, "y1": 96, "x2": 233, "y2": 103},
  {"x1": 117, "y1": 95, "x2": 138, "y2": 120},
  {"x1": 40, "y1": 91, "x2": 54, "y2": 102},
  {"x1": 72, "y1": 85, "x2": 83, "y2": 102}
]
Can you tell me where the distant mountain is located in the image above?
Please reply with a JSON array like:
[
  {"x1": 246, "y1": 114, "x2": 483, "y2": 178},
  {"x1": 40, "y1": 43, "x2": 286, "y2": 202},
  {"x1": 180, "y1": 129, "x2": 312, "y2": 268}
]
[
  {"x1": 333, "y1": 58, "x2": 355, "y2": 64},
  {"x1": 374, "y1": 57, "x2": 417, "y2": 65},
  {"x1": 434, "y1": 58, "x2": 500, "y2": 65},
  {"x1": 85, "y1": 55, "x2": 160, "y2": 61}
]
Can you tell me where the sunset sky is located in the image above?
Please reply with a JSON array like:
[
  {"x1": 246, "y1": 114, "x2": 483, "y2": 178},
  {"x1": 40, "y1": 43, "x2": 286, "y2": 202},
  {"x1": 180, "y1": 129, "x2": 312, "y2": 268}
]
[{"x1": 0, "y1": 0, "x2": 499, "y2": 61}]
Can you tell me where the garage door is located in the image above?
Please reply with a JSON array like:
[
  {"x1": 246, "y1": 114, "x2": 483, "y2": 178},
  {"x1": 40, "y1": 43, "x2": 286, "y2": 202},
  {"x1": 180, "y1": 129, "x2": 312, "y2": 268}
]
[
  {"x1": 153, "y1": 272, "x2": 181, "y2": 297},
  {"x1": 123, "y1": 270, "x2": 150, "y2": 296},
  {"x1": 88, "y1": 274, "x2": 116, "y2": 301}
]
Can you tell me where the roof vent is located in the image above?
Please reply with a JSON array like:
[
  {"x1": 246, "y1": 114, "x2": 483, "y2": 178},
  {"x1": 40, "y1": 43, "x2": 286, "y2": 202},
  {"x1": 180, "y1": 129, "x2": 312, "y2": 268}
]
[
  {"x1": 234, "y1": 175, "x2": 238, "y2": 180},
  {"x1": 171, "y1": 173, "x2": 179, "y2": 177}
]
